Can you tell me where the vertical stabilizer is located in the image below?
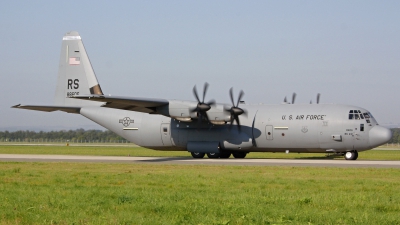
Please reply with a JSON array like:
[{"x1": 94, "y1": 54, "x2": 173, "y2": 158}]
[{"x1": 54, "y1": 31, "x2": 104, "y2": 106}]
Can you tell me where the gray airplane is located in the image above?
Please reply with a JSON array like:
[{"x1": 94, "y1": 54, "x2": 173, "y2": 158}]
[{"x1": 13, "y1": 31, "x2": 392, "y2": 160}]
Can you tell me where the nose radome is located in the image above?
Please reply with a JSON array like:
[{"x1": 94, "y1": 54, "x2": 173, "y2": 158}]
[{"x1": 369, "y1": 126, "x2": 392, "y2": 148}]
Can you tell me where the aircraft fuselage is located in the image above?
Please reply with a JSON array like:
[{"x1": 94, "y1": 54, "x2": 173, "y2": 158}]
[{"x1": 80, "y1": 103, "x2": 390, "y2": 154}]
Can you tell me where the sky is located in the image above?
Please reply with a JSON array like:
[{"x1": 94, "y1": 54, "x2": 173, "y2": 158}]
[{"x1": 1, "y1": 1, "x2": 399, "y2": 131}]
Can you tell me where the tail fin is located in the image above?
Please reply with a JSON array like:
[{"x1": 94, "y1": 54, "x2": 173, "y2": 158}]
[{"x1": 54, "y1": 31, "x2": 104, "y2": 106}]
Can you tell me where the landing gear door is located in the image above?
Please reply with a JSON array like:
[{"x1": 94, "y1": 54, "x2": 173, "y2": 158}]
[{"x1": 160, "y1": 123, "x2": 172, "y2": 146}]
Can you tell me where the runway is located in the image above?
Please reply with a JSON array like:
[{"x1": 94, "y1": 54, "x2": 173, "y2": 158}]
[{"x1": 1, "y1": 154, "x2": 400, "y2": 168}]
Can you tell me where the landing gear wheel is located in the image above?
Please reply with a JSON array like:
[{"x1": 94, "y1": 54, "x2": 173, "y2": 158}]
[
  {"x1": 191, "y1": 152, "x2": 205, "y2": 159},
  {"x1": 207, "y1": 152, "x2": 220, "y2": 159},
  {"x1": 232, "y1": 152, "x2": 247, "y2": 158},
  {"x1": 219, "y1": 151, "x2": 231, "y2": 159},
  {"x1": 344, "y1": 150, "x2": 358, "y2": 160}
]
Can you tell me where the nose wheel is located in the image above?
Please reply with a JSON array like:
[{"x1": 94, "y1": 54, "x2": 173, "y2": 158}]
[{"x1": 344, "y1": 150, "x2": 358, "y2": 160}]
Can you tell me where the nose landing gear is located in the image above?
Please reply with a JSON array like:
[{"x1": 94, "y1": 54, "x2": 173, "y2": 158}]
[{"x1": 344, "y1": 150, "x2": 358, "y2": 160}]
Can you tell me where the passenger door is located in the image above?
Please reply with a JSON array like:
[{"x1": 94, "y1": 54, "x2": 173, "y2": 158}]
[{"x1": 160, "y1": 123, "x2": 172, "y2": 146}]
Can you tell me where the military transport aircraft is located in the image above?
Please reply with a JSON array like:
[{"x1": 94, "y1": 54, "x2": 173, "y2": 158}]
[{"x1": 13, "y1": 31, "x2": 392, "y2": 160}]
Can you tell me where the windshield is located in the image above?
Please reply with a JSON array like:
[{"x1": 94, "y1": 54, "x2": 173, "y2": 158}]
[{"x1": 348, "y1": 110, "x2": 374, "y2": 124}]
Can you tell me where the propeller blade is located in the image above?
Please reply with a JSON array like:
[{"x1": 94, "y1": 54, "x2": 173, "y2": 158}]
[
  {"x1": 291, "y1": 92, "x2": 297, "y2": 104},
  {"x1": 237, "y1": 90, "x2": 244, "y2": 107},
  {"x1": 284, "y1": 96, "x2": 287, "y2": 103},
  {"x1": 229, "y1": 88, "x2": 235, "y2": 106},
  {"x1": 206, "y1": 99, "x2": 216, "y2": 106},
  {"x1": 317, "y1": 93, "x2": 321, "y2": 104},
  {"x1": 197, "y1": 113, "x2": 203, "y2": 127},
  {"x1": 242, "y1": 108, "x2": 248, "y2": 117},
  {"x1": 234, "y1": 116, "x2": 241, "y2": 132},
  {"x1": 228, "y1": 116, "x2": 234, "y2": 130},
  {"x1": 193, "y1": 85, "x2": 200, "y2": 103},
  {"x1": 202, "y1": 82, "x2": 209, "y2": 103}
]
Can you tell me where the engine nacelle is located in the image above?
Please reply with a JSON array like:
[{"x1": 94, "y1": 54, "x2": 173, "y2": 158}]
[
  {"x1": 206, "y1": 105, "x2": 231, "y2": 125},
  {"x1": 157, "y1": 100, "x2": 195, "y2": 121},
  {"x1": 157, "y1": 100, "x2": 231, "y2": 124}
]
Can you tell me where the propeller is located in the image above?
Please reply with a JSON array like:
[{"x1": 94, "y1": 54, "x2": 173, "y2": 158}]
[
  {"x1": 283, "y1": 93, "x2": 296, "y2": 104},
  {"x1": 310, "y1": 93, "x2": 321, "y2": 104},
  {"x1": 291, "y1": 93, "x2": 297, "y2": 104},
  {"x1": 191, "y1": 82, "x2": 215, "y2": 123},
  {"x1": 225, "y1": 88, "x2": 247, "y2": 132}
]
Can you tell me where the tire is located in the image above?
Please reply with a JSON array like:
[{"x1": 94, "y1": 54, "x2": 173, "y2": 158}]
[
  {"x1": 191, "y1": 152, "x2": 205, "y2": 159},
  {"x1": 207, "y1": 152, "x2": 220, "y2": 159},
  {"x1": 232, "y1": 152, "x2": 247, "y2": 158},
  {"x1": 219, "y1": 151, "x2": 231, "y2": 159},
  {"x1": 344, "y1": 150, "x2": 358, "y2": 160}
]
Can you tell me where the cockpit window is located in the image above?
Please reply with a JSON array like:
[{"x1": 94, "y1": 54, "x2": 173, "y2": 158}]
[{"x1": 349, "y1": 110, "x2": 369, "y2": 121}]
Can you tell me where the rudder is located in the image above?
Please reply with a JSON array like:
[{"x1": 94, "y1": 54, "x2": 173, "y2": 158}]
[{"x1": 54, "y1": 31, "x2": 103, "y2": 106}]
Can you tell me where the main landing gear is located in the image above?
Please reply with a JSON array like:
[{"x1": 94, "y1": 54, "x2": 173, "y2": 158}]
[
  {"x1": 344, "y1": 150, "x2": 358, "y2": 160},
  {"x1": 191, "y1": 152, "x2": 205, "y2": 158},
  {"x1": 190, "y1": 151, "x2": 248, "y2": 159}
]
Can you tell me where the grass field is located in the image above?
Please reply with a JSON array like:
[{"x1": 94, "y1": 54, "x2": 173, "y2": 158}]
[
  {"x1": 1, "y1": 162, "x2": 400, "y2": 224},
  {"x1": 1, "y1": 144, "x2": 400, "y2": 160},
  {"x1": 1, "y1": 145, "x2": 400, "y2": 224}
]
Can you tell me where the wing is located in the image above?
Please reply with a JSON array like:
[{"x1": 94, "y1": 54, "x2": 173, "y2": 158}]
[
  {"x1": 72, "y1": 95, "x2": 169, "y2": 113},
  {"x1": 12, "y1": 104, "x2": 81, "y2": 114}
]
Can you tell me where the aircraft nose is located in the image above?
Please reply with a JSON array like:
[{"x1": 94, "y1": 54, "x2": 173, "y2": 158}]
[{"x1": 369, "y1": 126, "x2": 392, "y2": 148}]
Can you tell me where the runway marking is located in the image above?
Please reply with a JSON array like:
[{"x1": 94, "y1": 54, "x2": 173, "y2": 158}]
[{"x1": 1, "y1": 154, "x2": 400, "y2": 168}]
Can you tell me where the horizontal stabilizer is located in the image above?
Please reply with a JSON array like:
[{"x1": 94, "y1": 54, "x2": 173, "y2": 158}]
[
  {"x1": 71, "y1": 95, "x2": 169, "y2": 113},
  {"x1": 12, "y1": 104, "x2": 81, "y2": 114}
]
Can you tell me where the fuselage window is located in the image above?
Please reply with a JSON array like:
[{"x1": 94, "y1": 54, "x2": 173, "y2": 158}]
[
  {"x1": 360, "y1": 114, "x2": 364, "y2": 119},
  {"x1": 163, "y1": 127, "x2": 168, "y2": 132},
  {"x1": 349, "y1": 114, "x2": 354, "y2": 119},
  {"x1": 363, "y1": 113, "x2": 370, "y2": 118},
  {"x1": 360, "y1": 124, "x2": 364, "y2": 131},
  {"x1": 355, "y1": 114, "x2": 360, "y2": 120}
]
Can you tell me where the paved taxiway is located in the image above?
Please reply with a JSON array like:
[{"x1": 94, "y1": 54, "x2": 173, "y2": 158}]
[{"x1": 1, "y1": 154, "x2": 400, "y2": 168}]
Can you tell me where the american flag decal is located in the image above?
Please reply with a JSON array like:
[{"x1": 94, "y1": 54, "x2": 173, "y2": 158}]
[{"x1": 69, "y1": 57, "x2": 80, "y2": 65}]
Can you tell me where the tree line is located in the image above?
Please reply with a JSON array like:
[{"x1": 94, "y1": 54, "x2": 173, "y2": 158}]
[
  {"x1": 1, "y1": 128, "x2": 400, "y2": 144},
  {"x1": 0, "y1": 129, "x2": 128, "y2": 143},
  {"x1": 390, "y1": 128, "x2": 400, "y2": 144}
]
